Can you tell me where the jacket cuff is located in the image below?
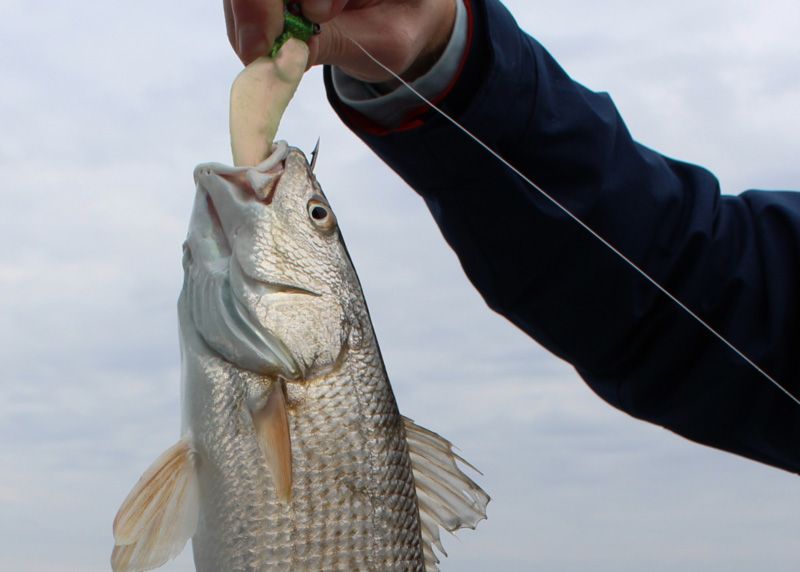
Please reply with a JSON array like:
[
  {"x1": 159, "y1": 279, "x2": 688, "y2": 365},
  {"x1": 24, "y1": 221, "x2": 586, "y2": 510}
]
[
  {"x1": 324, "y1": 0, "x2": 485, "y2": 135},
  {"x1": 329, "y1": 0, "x2": 469, "y2": 129}
]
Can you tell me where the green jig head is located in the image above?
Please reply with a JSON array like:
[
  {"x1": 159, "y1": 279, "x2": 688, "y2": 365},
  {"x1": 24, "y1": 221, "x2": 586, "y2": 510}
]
[{"x1": 270, "y1": 1, "x2": 317, "y2": 57}]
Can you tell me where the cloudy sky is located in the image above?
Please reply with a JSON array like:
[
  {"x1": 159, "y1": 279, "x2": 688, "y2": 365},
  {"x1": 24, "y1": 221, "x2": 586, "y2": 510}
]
[{"x1": 3, "y1": 1, "x2": 800, "y2": 570}]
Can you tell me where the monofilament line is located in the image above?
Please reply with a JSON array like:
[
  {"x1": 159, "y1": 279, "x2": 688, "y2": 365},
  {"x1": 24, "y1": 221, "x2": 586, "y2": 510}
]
[{"x1": 344, "y1": 33, "x2": 800, "y2": 408}]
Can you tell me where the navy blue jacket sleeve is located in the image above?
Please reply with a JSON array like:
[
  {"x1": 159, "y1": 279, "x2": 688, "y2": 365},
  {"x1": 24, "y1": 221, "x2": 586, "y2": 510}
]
[{"x1": 324, "y1": 0, "x2": 800, "y2": 473}]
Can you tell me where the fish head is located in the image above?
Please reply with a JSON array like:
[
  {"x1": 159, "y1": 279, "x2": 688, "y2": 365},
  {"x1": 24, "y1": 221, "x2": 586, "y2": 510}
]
[{"x1": 182, "y1": 142, "x2": 363, "y2": 381}]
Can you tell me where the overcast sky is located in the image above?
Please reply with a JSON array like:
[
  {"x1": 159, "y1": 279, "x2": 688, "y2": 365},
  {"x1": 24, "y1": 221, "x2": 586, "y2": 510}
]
[{"x1": 3, "y1": 1, "x2": 800, "y2": 571}]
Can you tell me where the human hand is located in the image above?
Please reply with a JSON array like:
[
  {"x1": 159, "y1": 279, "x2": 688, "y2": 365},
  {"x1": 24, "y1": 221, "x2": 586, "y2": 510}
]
[{"x1": 224, "y1": 0, "x2": 457, "y2": 83}]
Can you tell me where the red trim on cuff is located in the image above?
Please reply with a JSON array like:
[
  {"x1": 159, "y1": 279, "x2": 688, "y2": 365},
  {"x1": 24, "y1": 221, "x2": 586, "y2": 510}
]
[{"x1": 393, "y1": 0, "x2": 475, "y2": 130}]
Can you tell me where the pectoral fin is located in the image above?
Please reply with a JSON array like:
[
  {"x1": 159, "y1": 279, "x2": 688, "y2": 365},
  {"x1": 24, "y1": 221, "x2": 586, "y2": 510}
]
[
  {"x1": 403, "y1": 417, "x2": 490, "y2": 572},
  {"x1": 111, "y1": 433, "x2": 199, "y2": 572},
  {"x1": 251, "y1": 383, "x2": 293, "y2": 502}
]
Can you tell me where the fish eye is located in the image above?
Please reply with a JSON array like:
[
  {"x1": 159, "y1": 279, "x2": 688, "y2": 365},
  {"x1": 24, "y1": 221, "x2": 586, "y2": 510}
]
[{"x1": 307, "y1": 198, "x2": 336, "y2": 232}]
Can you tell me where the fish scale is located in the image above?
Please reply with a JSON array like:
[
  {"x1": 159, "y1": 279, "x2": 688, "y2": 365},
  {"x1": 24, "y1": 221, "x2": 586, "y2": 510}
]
[
  {"x1": 188, "y1": 352, "x2": 424, "y2": 569},
  {"x1": 292, "y1": 355, "x2": 423, "y2": 569}
]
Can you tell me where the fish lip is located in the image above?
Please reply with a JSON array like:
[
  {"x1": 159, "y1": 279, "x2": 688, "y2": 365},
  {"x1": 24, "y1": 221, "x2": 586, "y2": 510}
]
[
  {"x1": 193, "y1": 141, "x2": 290, "y2": 203},
  {"x1": 192, "y1": 144, "x2": 294, "y2": 251},
  {"x1": 198, "y1": 167, "x2": 282, "y2": 220},
  {"x1": 216, "y1": 166, "x2": 284, "y2": 204}
]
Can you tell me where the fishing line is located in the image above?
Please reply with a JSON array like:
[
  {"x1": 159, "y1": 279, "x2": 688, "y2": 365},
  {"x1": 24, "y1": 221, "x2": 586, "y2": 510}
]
[{"x1": 343, "y1": 33, "x2": 800, "y2": 408}]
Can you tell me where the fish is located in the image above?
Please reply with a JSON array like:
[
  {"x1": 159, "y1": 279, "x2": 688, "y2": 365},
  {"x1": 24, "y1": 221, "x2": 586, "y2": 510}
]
[{"x1": 110, "y1": 141, "x2": 489, "y2": 572}]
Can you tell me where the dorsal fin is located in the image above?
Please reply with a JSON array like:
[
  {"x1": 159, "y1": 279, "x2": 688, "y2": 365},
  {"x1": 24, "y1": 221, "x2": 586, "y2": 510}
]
[
  {"x1": 111, "y1": 433, "x2": 199, "y2": 572},
  {"x1": 403, "y1": 417, "x2": 490, "y2": 572}
]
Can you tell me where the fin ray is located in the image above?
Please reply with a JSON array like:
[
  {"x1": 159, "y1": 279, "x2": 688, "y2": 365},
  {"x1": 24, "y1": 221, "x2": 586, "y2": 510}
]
[
  {"x1": 403, "y1": 417, "x2": 489, "y2": 572},
  {"x1": 111, "y1": 434, "x2": 199, "y2": 572},
  {"x1": 251, "y1": 382, "x2": 293, "y2": 501}
]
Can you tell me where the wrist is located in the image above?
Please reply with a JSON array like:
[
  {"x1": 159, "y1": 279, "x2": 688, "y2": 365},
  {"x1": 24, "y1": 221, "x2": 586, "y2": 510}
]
[
  {"x1": 330, "y1": 0, "x2": 468, "y2": 128},
  {"x1": 372, "y1": 0, "x2": 458, "y2": 93},
  {"x1": 404, "y1": 0, "x2": 458, "y2": 82}
]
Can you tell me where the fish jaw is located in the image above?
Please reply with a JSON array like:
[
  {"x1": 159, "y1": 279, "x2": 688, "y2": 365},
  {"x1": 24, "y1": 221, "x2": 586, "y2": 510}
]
[
  {"x1": 182, "y1": 144, "x2": 304, "y2": 380},
  {"x1": 184, "y1": 144, "x2": 356, "y2": 381},
  {"x1": 191, "y1": 142, "x2": 287, "y2": 256}
]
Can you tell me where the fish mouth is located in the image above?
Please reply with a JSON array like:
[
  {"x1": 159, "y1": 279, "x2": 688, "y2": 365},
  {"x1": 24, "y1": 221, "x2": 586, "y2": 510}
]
[
  {"x1": 192, "y1": 146, "x2": 286, "y2": 259},
  {"x1": 184, "y1": 143, "x2": 318, "y2": 380},
  {"x1": 193, "y1": 141, "x2": 289, "y2": 205},
  {"x1": 197, "y1": 163, "x2": 285, "y2": 226},
  {"x1": 194, "y1": 154, "x2": 322, "y2": 301},
  {"x1": 216, "y1": 163, "x2": 284, "y2": 205}
]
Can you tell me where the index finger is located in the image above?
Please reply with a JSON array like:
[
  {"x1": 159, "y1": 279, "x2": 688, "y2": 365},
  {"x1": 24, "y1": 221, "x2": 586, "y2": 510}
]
[{"x1": 225, "y1": 0, "x2": 287, "y2": 65}]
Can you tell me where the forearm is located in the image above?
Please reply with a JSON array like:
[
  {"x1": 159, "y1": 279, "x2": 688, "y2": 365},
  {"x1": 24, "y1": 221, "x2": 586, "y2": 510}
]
[{"x1": 325, "y1": 0, "x2": 800, "y2": 472}]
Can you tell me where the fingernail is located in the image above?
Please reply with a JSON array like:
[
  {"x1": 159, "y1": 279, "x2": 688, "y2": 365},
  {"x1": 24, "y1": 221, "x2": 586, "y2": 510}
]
[
  {"x1": 302, "y1": 0, "x2": 333, "y2": 19},
  {"x1": 238, "y1": 24, "x2": 268, "y2": 58}
]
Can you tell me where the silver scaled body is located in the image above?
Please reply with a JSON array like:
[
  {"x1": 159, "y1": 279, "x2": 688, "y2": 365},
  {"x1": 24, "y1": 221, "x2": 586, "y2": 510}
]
[{"x1": 110, "y1": 143, "x2": 487, "y2": 572}]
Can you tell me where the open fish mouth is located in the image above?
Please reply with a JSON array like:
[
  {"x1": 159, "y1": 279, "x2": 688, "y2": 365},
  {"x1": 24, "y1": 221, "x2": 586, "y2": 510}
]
[
  {"x1": 193, "y1": 141, "x2": 290, "y2": 203},
  {"x1": 216, "y1": 162, "x2": 284, "y2": 204},
  {"x1": 192, "y1": 143, "x2": 329, "y2": 302},
  {"x1": 190, "y1": 141, "x2": 292, "y2": 252}
]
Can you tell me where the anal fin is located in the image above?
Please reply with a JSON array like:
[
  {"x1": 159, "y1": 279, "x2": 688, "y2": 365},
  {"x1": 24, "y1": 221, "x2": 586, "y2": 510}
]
[
  {"x1": 111, "y1": 433, "x2": 199, "y2": 572},
  {"x1": 251, "y1": 381, "x2": 293, "y2": 501}
]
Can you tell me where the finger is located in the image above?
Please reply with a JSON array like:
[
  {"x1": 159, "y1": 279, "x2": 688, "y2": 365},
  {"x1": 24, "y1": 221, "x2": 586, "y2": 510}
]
[
  {"x1": 306, "y1": 35, "x2": 321, "y2": 68},
  {"x1": 311, "y1": 6, "x2": 421, "y2": 81},
  {"x1": 312, "y1": 19, "x2": 398, "y2": 81},
  {"x1": 228, "y1": 0, "x2": 286, "y2": 65},
  {"x1": 294, "y1": 0, "x2": 350, "y2": 67},
  {"x1": 301, "y1": 0, "x2": 350, "y2": 24},
  {"x1": 224, "y1": 0, "x2": 236, "y2": 50}
]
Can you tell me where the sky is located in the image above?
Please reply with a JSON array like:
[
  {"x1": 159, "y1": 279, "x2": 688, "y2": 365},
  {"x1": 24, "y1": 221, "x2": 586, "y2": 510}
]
[{"x1": 2, "y1": 0, "x2": 800, "y2": 570}]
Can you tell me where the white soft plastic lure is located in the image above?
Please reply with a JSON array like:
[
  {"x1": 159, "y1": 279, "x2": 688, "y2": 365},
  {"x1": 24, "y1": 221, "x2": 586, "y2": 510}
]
[{"x1": 110, "y1": 141, "x2": 489, "y2": 572}]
